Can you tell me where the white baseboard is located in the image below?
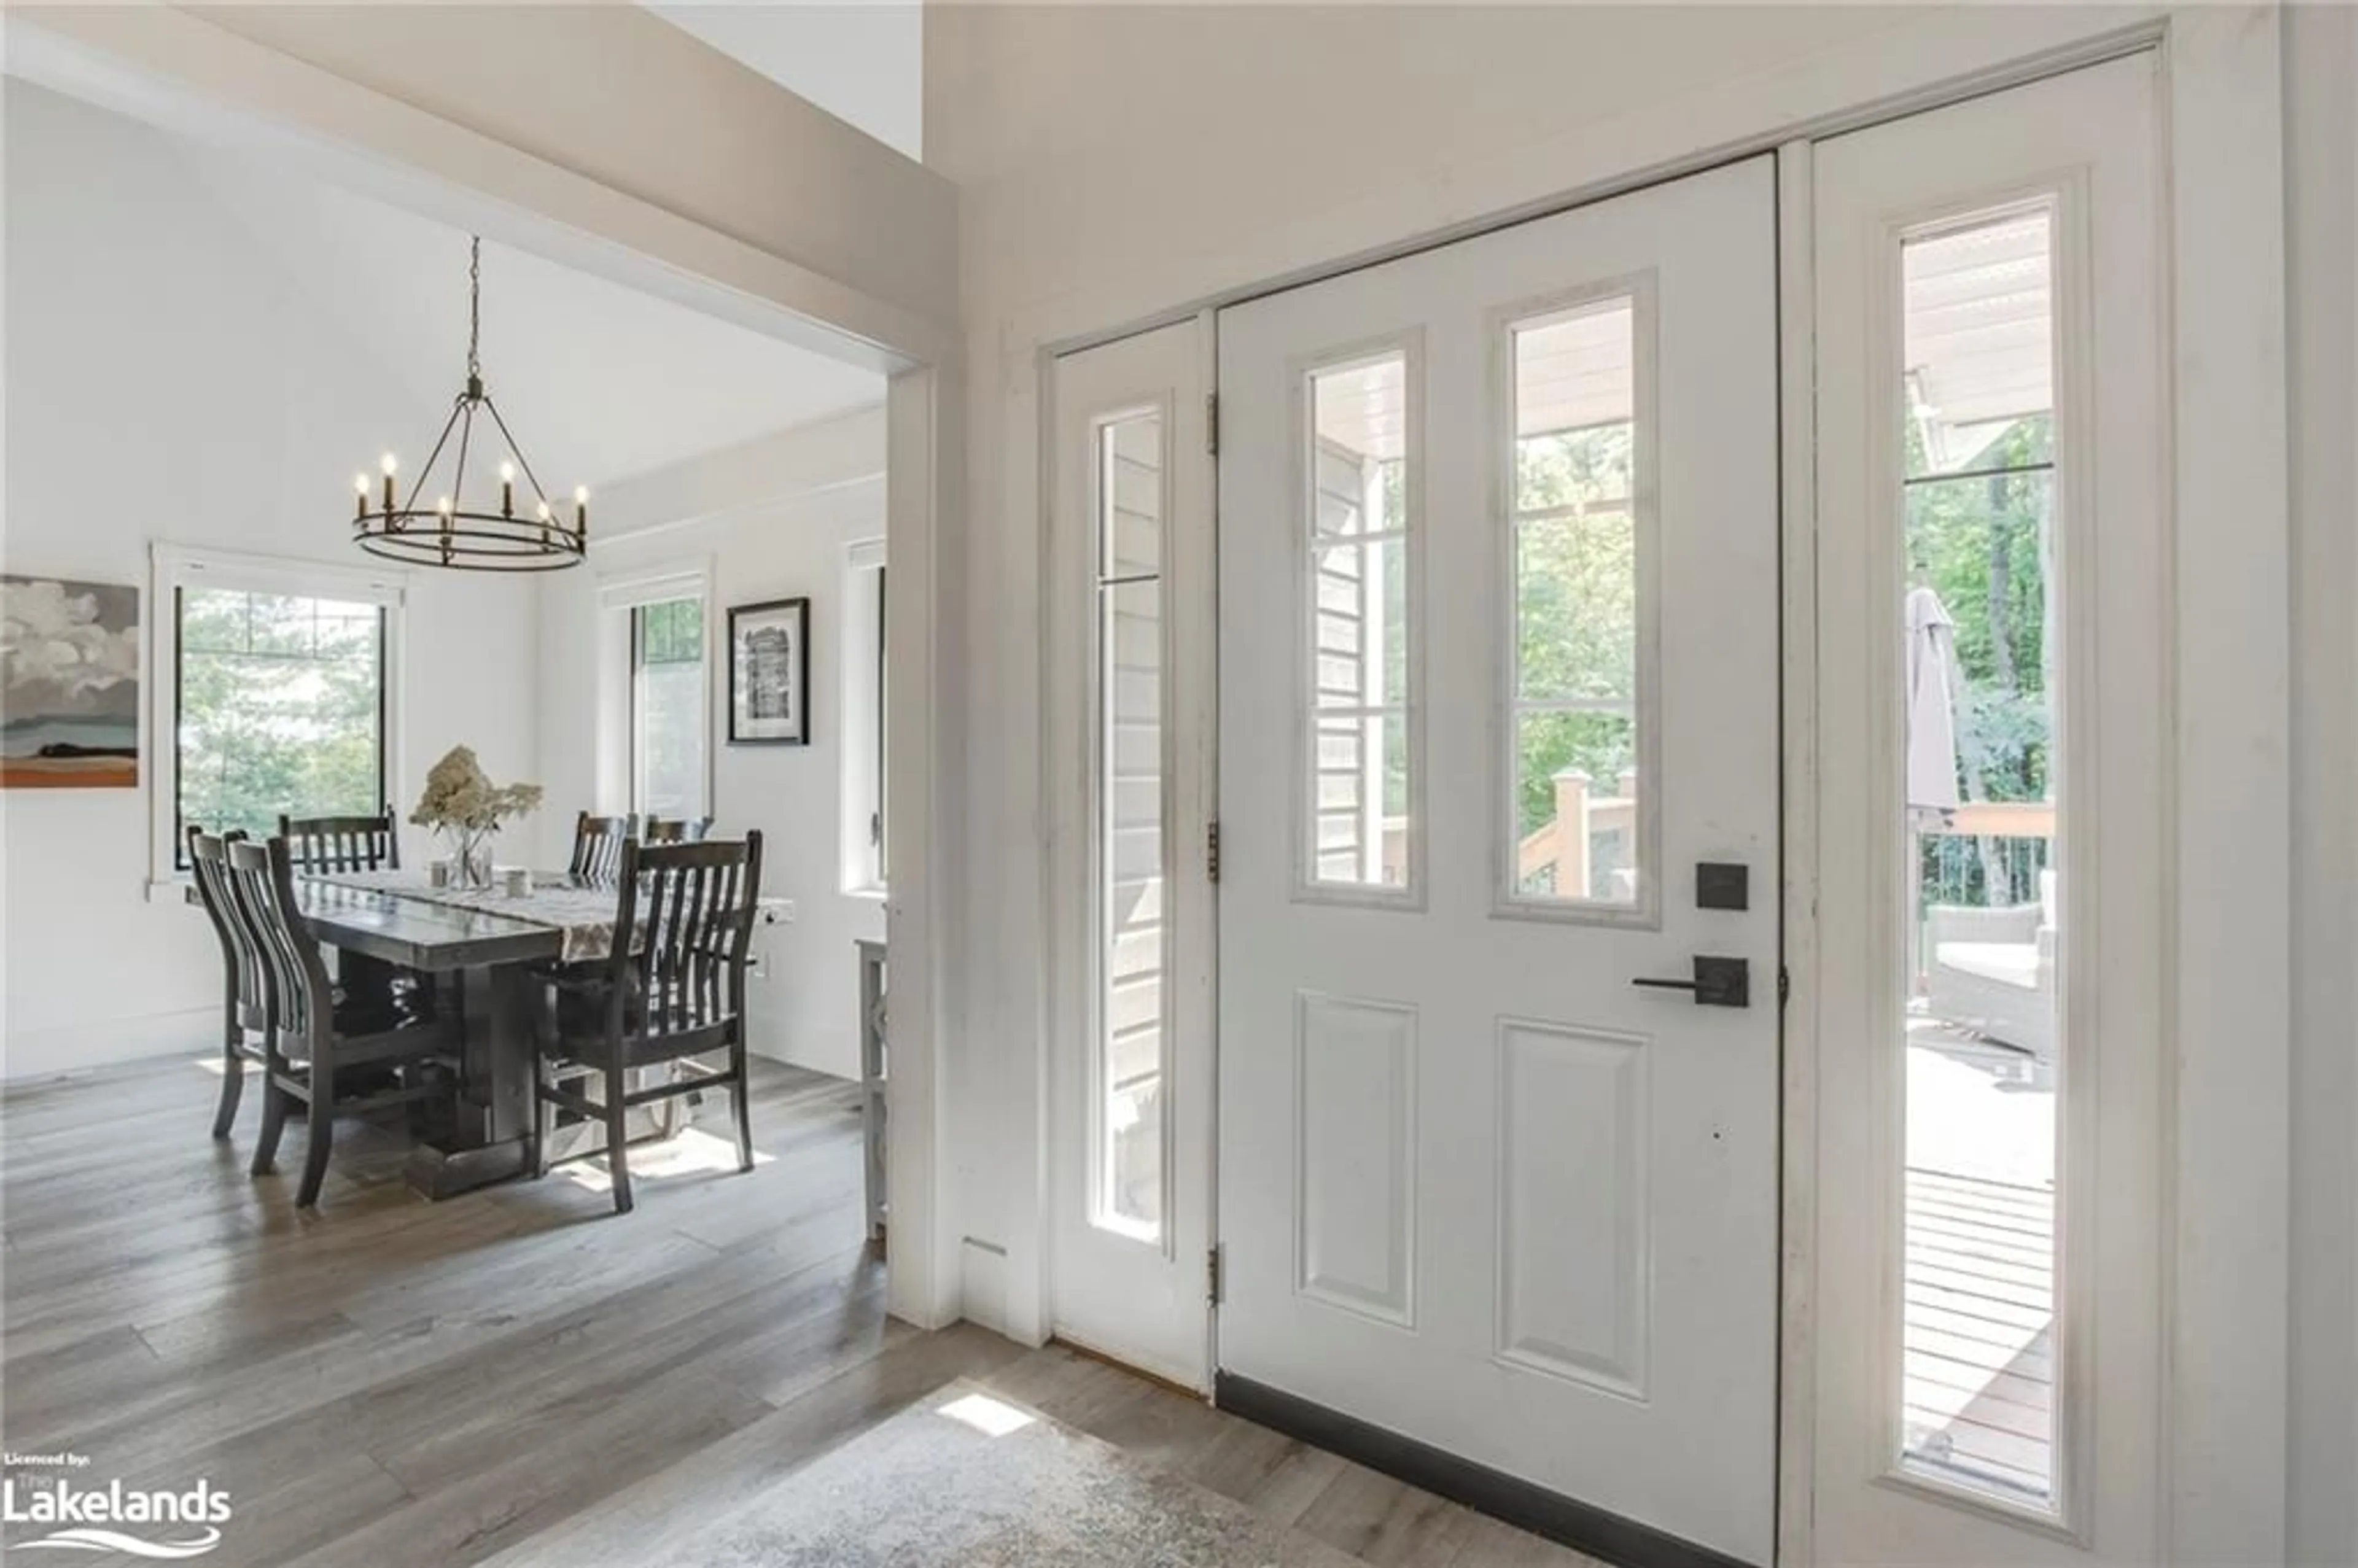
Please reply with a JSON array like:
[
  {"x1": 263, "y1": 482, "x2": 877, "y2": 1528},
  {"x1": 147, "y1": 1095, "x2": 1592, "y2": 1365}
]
[{"x1": 2, "y1": 1007, "x2": 215, "y2": 1084}]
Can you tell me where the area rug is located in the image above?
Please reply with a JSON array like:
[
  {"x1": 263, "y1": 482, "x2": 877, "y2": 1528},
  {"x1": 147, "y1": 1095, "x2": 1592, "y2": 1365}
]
[{"x1": 643, "y1": 1380, "x2": 1364, "y2": 1567}]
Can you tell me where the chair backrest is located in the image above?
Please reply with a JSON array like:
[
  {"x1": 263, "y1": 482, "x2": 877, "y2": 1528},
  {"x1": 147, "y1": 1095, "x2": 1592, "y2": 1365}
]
[
  {"x1": 605, "y1": 832, "x2": 764, "y2": 1052},
  {"x1": 220, "y1": 837, "x2": 337, "y2": 1060},
  {"x1": 642, "y1": 816, "x2": 714, "y2": 845},
  {"x1": 571, "y1": 812, "x2": 634, "y2": 880},
  {"x1": 279, "y1": 810, "x2": 399, "y2": 874},
  {"x1": 188, "y1": 827, "x2": 262, "y2": 1026}
]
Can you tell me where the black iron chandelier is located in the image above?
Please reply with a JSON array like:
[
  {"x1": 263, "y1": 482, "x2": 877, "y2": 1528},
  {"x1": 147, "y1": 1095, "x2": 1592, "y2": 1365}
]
[{"x1": 352, "y1": 237, "x2": 586, "y2": 572}]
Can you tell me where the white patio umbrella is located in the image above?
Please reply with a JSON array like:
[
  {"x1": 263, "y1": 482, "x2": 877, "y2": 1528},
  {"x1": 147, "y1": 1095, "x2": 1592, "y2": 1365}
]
[
  {"x1": 1905, "y1": 585, "x2": 1964, "y2": 821},
  {"x1": 1904, "y1": 585, "x2": 1964, "y2": 994}
]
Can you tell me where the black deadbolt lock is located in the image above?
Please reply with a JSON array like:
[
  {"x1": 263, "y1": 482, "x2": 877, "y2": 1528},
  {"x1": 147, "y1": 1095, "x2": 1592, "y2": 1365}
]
[{"x1": 1696, "y1": 861, "x2": 1749, "y2": 912}]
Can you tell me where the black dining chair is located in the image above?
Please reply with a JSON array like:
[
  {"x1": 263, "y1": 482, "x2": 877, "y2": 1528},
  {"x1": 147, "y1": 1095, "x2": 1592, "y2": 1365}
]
[
  {"x1": 219, "y1": 836, "x2": 458, "y2": 1208},
  {"x1": 642, "y1": 816, "x2": 714, "y2": 844},
  {"x1": 279, "y1": 809, "x2": 400, "y2": 873},
  {"x1": 569, "y1": 812, "x2": 634, "y2": 881},
  {"x1": 531, "y1": 831, "x2": 764, "y2": 1214},
  {"x1": 187, "y1": 828, "x2": 264, "y2": 1138}
]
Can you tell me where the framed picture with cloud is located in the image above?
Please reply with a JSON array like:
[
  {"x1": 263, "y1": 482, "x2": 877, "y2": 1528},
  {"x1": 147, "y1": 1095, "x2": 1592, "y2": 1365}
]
[
  {"x1": 2, "y1": 574, "x2": 141, "y2": 789},
  {"x1": 728, "y1": 596, "x2": 809, "y2": 746}
]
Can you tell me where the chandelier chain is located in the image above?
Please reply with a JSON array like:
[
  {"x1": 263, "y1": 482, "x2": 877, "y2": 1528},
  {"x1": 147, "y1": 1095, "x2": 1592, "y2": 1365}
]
[{"x1": 467, "y1": 236, "x2": 482, "y2": 382}]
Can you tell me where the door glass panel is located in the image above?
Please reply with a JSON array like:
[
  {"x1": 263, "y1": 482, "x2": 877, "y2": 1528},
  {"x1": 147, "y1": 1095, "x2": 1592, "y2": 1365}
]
[
  {"x1": 1306, "y1": 353, "x2": 1411, "y2": 891},
  {"x1": 1896, "y1": 206, "x2": 2061, "y2": 1510},
  {"x1": 1097, "y1": 413, "x2": 1167, "y2": 1240},
  {"x1": 1508, "y1": 297, "x2": 1644, "y2": 909}
]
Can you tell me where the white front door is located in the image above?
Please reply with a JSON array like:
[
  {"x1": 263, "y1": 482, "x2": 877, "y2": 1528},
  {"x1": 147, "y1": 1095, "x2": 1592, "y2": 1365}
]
[
  {"x1": 1808, "y1": 56, "x2": 2165, "y2": 1564},
  {"x1": 1216, "y1": 158, "x2": 1781, "y2": 1564},
  {"x1": 1047, "y1": 319, "x2": 1217, "y2": 1389}
]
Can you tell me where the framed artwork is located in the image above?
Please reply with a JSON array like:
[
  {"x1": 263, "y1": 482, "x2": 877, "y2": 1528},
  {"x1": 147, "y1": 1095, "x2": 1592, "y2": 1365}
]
[
  {"x1": 2, "y1": 574, "x2": 140, "y2": 788},
  {"x1": 728, "y1": 596, "x2": 809, "y2": 745}
]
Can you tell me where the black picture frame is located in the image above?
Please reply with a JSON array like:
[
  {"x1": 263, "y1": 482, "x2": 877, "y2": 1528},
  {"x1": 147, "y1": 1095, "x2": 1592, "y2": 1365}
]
[{"x1": 728, "y1": 596, "x2": 810, "y2": 745}]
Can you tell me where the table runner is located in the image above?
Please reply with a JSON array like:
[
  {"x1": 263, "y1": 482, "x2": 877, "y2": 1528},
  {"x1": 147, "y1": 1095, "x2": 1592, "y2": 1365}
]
[{"x1": 308, "y1": 869, "x2": 626, "y2": 962}]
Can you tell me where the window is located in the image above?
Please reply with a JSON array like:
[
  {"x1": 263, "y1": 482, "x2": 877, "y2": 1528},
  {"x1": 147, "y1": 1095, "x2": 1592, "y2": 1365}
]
[
  {"x1": 151, "y1": 550, "x2": 402, "y2": 880},
  {"x1": 1505, "y1": 292, "x2": 1647, "y2": 912},
  {"x1": 1894, "y1": 204, "x2": 2062, "y2": 1512},
  {"x1": 1094, "y1": 409, "x2": 1167, "y2": 1238},
  {"x1": 842, "y1": 540, "x2": 888, "y2": 893},
  {"x1": 631, "y1": 595, "x2": 707, "y2": 818},
  {"x1": 1303, "y1": 349, "x2": 1416, "y2": 896}
]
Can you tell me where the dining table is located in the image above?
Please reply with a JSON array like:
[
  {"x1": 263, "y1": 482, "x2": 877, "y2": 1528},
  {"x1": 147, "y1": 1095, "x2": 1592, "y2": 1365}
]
[{"x1": 270, "y1": 870, "x2": 629, "y2": 1200}]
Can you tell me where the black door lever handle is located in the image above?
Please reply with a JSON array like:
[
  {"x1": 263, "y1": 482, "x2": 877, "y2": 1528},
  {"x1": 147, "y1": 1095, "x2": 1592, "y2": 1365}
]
[{"x1": 1632, "y1": 956, "x2": 1749, "y2": 1008}]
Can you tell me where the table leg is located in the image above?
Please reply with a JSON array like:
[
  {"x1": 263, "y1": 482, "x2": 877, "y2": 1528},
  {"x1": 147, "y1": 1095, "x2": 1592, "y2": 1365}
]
[{"x1": 403, "y1": 961, "x2": 535, "y2": 1199}]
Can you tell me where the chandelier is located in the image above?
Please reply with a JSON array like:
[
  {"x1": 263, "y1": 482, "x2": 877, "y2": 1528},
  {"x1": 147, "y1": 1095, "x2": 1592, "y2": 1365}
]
[{"x1": 352, "y1": 237, "x2": 586, "y2": 572}]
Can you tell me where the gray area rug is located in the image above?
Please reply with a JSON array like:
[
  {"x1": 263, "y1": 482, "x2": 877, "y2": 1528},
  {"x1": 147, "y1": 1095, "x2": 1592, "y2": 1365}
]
[{"x1": 645, "y1": 1380, "x2": 1365, "y2": 1567}]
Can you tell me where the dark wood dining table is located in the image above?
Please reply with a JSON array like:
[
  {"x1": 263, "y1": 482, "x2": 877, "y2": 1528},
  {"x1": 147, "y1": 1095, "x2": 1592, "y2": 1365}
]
[{"x1": 284, "y1": 878, "x2": 569, "y2": 1199}]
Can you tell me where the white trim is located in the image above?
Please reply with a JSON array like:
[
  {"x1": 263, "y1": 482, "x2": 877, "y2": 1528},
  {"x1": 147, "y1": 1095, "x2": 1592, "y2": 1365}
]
[
  {"x1": 846, "y1": 537, "x2": 888, "y2": 573},
  {"x1": 147, "y1": 541, "x2": 408, "y2": 891},
  {"x1": 596, "y1": 561, "x2": 709, "y2": 612},
  {"x1": 1774, "y1": 133, "x2": 1821, "y2": 1568},
  {"x1": 841, "y1": 537, "x2": 889, "y2": 895},
  {"x1": 2158, "y1": 11, "x2": 2291, "y2": 1558},
  {"x1": 1290, "y1": 330, "x2": 1428, "y2": 912}
]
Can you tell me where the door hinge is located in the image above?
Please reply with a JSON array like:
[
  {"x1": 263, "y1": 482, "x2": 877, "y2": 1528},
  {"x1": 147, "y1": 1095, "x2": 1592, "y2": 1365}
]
[
  {"x1": 1208, "y1": 1243, "x2": 1225, "y2": 1306},
  {"x1": 1206, "y1": 819, "x2": 1221, "y2": 884},
  {"x1": 1205, "y1": 392, "x2": 1220, "y2": 456},
  {"x1": 1778, "y1": 966, "x2": 1791, "y2": 1007}
]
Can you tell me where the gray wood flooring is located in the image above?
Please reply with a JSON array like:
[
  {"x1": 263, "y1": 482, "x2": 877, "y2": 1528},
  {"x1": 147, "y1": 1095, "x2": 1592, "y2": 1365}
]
[{"x1": 1, "y1": 1053, "x2": 1596, "y2": 1568}]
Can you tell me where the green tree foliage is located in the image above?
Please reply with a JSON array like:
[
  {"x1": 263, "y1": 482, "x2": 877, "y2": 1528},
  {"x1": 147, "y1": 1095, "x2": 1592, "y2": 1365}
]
[
  {"x1": 1512, "y1": 424, "x2": 1638, "y2": 839},
  {"x1": 177, "y1": 588, "x2": 383, "y2": 846}
]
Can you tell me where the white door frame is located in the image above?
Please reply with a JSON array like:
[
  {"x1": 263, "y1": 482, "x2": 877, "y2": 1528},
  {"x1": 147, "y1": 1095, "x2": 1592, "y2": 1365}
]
[{"x1": 1020, "y1": 10, "x2": 2289, "y2": 1563}]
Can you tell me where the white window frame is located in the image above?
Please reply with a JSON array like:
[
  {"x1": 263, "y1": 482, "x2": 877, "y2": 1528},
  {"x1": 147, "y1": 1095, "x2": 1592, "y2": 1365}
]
[
  {"x1": 597, "y1": 560, "x2": 714, "y2": 822},
  {"x1": 147, "y1": 542, "x2": 407, "y2": 896},
  {"x1": 1292, "y1": 333, "x2": 1427, "y2": 910},
  {"x1": 841, "y1": 537, "x2": 888, "y2": 896}
]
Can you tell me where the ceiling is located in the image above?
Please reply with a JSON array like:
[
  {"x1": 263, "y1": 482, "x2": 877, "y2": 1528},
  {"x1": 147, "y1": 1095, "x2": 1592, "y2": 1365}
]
[
  {"x1": 641, "y1": 2, "x2": 923, "y2": 161},
  {"x1": 188, "y1": 136, "x2": 886, "y2": 493}
]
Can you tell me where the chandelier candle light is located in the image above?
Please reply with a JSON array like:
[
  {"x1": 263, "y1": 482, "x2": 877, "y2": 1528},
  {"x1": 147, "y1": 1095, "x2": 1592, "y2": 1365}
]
[{"x1": 351, "y1": 236, "x2": 588, "y2": 572}]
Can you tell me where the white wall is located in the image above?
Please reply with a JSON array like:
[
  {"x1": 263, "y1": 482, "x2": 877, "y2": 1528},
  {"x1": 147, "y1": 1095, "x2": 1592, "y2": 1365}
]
[
  {"x1": 2284, "y1": 6, "x2": 2358, "y2": 1562},
  {"x1": 534, "y1": 411, "x2": 889, "y2": 1082},
  {"x1": 0, "y1": 83, "x2": 539, "y2": 1079}
]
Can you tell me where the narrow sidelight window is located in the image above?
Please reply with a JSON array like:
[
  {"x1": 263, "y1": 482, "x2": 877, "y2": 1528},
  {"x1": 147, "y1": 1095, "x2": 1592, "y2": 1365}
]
[
  {"x1": 1305, "y1": 352, "x2": 1414, "y2": 893},
  {"x1": 1895, "y1": 204, "x2": 2062, "y2": 1510},
  {"x1": 1095, "y1": 409, "x2": 1169, "y2": 1240},
  {"x1": 1506, "y1": 295, "x2": 1645, "y2": 910}
]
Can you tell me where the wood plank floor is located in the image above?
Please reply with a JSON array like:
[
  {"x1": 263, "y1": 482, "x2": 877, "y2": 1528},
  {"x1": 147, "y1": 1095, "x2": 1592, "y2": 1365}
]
[{"x1": 1, "y1": 1054, "x2": 1598, "y2": 1568}]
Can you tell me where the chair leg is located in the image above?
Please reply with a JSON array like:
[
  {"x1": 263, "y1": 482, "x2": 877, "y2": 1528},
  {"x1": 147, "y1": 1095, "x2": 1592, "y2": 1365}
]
[
  {"x1": 295, "y1": 1078, "x2": 335, "y2": 1209},
  {"x1": 250, "y1": 1071, "x2": 288, "y2": 1176},
  {"x1": 604, "y1": 1062, "x2": 634, "y2": 1215},
  {"x1": 730, "y1": 1044, "x2": 755, "y2": 1174},
  {"x1": 530, "y1": 1065, "x2": 553, "y2": 1180},
  {"x1": 212, "y1": 1031, "x2": 246, "y2": 1140}
]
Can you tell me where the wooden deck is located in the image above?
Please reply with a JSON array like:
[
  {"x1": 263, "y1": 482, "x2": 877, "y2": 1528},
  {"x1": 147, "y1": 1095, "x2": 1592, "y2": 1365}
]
[{"x1": 1901, "y1": 1165, "x2": 2056, "y2": 1504}]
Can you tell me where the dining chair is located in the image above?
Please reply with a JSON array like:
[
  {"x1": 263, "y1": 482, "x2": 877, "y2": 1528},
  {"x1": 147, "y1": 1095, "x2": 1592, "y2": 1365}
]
[
  {"x1": 187, "y1": 827, "x2": 263, "y2": 1138},
  {"x1": 569, "y1": 812, "x2": 634, "y2": 880},
  {"x1": 279, "y1": 809, "x2": 400, "y2": 873},
  {"x1": 531, "y1": 831, "x2": 765, "y2": 1214},
  {"x1": 219, "y1": 836, "x2": 458, "y2": 1208},
  {"x1": 642, "y1": 816, "x2": 714, "y2": 844}
]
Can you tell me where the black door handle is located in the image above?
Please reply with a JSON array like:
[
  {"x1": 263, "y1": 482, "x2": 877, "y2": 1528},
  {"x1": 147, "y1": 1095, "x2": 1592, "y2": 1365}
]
[{"x1": 1632, "y1": 955, "x2": 1749, "y2": 1008}]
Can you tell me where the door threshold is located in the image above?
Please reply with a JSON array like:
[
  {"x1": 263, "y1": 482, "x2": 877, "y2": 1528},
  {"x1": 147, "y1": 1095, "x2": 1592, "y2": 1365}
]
[{"x1": 1213, "y1": 1373, "x2": 1759, "y2": 1568}]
